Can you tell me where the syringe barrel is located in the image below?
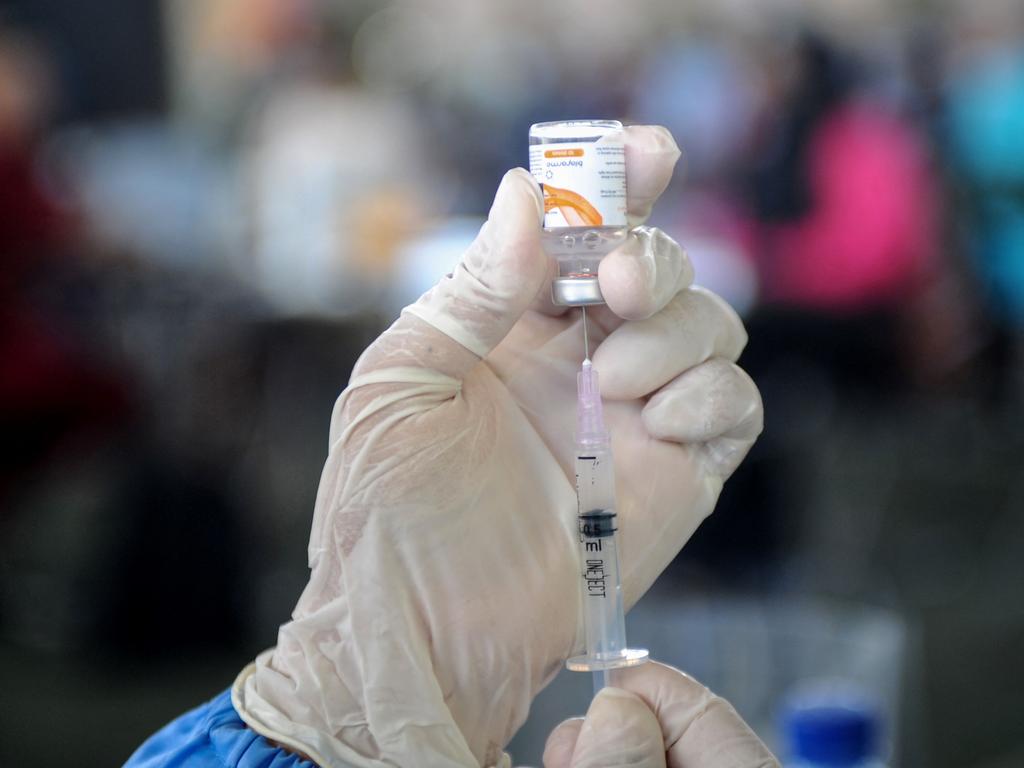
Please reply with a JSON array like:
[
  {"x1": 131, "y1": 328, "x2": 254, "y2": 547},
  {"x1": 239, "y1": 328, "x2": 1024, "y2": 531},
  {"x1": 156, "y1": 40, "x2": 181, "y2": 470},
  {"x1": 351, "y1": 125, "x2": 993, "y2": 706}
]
[{"x1": 575, "y1": 444, "x2": 627, "y2": 660}]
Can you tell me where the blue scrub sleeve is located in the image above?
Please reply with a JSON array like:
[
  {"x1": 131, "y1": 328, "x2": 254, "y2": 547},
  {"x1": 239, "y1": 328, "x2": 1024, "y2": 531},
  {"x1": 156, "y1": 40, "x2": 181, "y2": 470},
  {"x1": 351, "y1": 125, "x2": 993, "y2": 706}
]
[{"x1": 124, "y1": 688, "x2": 318, "y2": 768}]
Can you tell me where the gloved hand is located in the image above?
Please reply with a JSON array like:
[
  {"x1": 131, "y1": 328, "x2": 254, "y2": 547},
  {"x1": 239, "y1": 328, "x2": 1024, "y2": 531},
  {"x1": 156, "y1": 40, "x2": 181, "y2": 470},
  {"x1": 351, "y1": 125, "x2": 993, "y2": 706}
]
[
  {"x1": 543, "y1": 662, "x2": 778, "y2": 768},
  {"x1": 233, "y1": 125, "x2": 763, "y2": 768}
]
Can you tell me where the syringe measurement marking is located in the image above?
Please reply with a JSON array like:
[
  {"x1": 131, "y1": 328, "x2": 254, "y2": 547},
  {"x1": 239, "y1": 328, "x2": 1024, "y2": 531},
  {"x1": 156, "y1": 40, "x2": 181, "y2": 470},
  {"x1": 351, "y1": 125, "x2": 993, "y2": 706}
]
[
  {"x1": 584, "y1": 558, "x2": 607, "y2": 597},
  {"x1": 578, "y1": 510, "x2": 615, "y2": 599},
  {"x1": 577, "y1": 452, "x2": 613, "y2": 599},
  {"x1": 578, "y1": 511, "x2": 616, "y2": 538}
]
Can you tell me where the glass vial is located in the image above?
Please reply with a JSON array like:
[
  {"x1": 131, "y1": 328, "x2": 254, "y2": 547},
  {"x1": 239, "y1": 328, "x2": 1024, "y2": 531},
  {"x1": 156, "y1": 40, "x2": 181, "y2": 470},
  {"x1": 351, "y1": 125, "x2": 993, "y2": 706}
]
[{"x1": 529, "y1": 120, "x2": 628, "y2": 306}]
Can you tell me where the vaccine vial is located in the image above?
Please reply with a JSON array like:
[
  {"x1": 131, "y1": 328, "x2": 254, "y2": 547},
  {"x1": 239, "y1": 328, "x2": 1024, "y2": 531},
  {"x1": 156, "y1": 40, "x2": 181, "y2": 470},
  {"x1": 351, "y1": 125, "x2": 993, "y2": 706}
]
[{"x1": 529, "y1": 120, "x2": 628, "y2": 306}]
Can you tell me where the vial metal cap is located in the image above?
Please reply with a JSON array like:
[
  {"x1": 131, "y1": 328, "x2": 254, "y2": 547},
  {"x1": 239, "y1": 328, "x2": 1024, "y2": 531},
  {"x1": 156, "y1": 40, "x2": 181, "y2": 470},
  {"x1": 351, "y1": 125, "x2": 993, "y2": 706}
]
[{"x1": 552, "y1": 276, "x2": 605, "y2": 306}]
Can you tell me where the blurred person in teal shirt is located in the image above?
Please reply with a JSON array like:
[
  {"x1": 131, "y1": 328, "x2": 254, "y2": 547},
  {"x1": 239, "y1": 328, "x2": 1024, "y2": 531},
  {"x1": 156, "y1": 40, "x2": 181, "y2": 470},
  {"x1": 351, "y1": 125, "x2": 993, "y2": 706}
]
[{"x1": 945, "y1": 36, "x2": 1024, "y2": 328}]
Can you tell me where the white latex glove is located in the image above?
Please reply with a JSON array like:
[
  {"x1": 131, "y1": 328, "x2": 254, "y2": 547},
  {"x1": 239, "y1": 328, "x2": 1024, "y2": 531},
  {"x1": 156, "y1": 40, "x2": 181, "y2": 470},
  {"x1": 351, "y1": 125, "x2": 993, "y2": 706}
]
[
  {"x1": 543, "y1": 662, "x2": 779, "y2": 768},
  {"x1": 233, "y1": 125, "x2": 763, "y2": 768}
]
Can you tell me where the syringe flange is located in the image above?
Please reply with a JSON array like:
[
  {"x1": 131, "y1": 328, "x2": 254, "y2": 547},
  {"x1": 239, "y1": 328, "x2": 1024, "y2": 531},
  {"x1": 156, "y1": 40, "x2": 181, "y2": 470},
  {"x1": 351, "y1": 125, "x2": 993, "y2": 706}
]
[{"x1": 566, "y1": 648, "x2": 649, "y2": 672}]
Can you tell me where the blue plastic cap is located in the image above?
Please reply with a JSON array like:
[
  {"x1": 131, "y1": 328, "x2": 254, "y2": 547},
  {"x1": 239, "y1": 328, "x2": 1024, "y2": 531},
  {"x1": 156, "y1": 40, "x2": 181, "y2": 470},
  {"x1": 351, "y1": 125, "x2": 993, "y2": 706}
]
[{"x1": 784, "y1": 702, "x2": 878, "y2": 766}]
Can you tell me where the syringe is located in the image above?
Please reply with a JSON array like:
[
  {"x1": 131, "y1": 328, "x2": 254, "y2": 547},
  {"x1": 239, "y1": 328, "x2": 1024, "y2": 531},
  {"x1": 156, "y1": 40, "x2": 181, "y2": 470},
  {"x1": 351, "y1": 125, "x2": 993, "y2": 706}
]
[{"x1": 567, "y1": 307, "x2": 649, "y2": 694}]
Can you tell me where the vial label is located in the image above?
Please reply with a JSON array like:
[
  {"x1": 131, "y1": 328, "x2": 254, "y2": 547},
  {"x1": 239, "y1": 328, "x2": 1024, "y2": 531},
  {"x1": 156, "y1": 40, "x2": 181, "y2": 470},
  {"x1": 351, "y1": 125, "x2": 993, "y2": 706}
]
[{"x1": 529, "y1": 135, "x2": 627, "y2": 230}]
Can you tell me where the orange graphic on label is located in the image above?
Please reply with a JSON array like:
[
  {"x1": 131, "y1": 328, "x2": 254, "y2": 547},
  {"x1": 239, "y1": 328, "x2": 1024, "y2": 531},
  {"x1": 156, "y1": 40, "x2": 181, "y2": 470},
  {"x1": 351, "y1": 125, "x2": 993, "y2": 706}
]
[
  {"x1": 543, "y1": 184, "x2": 603, "y2": 227},
  {"x1": 544, "y1": 148, "x2": 585, "y2": 158}
]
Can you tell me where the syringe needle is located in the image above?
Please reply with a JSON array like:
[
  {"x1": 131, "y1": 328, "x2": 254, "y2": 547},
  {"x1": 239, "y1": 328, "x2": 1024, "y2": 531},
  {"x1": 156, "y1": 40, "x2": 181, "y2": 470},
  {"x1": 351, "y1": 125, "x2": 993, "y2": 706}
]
[{"x1": 581, "y1": 306, "x2": 590, "y2": 362}]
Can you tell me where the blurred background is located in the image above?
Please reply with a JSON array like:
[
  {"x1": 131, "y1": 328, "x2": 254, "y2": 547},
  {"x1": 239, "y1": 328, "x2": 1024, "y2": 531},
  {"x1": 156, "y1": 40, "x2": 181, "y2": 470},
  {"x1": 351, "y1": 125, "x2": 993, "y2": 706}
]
[{"x1": 1, "y1": 0, "x2": 1023, "y2": 765}]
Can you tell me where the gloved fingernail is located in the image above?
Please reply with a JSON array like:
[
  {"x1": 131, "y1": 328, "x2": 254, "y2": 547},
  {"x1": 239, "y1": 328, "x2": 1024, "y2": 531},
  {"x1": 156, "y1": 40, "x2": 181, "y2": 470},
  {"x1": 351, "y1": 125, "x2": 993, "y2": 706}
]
[
  {"x1": 650, "y1": 125, "x2": 681, "y2": 157},
  {"x1": 584, "y1": 686, "x2": 644, "y2": 729},
  {"x1": 625, "y1": 124, "x2": 681, "y2": 158},
  {"x1": 544, "y1": 718, "x2": 584, "y2": 768},
  {"x1": 491, "y1": 168, "x2": 544, "y2": 233},
  {"x1": 593, "y1": 686, "x2": 635, "y2": 701}
]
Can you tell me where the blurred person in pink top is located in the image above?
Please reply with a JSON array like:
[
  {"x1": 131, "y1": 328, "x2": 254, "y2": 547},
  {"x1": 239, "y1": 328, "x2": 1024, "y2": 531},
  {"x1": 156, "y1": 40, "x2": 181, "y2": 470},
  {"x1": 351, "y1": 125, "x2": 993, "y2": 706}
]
[
  {"x1": 736, "y1": 31, "x2": 942, "y2": 404},
  {"x1": 749, "y1": 33, "x2": 937, "y2": 315},
  {"x1": 764, "y1": 101, "x2": 935, "y2": 311}
]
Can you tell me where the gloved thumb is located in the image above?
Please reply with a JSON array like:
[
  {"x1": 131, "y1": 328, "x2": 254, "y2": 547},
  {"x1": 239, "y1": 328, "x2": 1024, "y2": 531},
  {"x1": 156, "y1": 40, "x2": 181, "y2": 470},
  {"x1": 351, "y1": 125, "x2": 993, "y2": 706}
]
[
  {"x1": 543, "y1": 687, "x2": 667, "y2": 768},
  {"x1": 403, "y1": 168, "x2": 548, "y2": 372}
]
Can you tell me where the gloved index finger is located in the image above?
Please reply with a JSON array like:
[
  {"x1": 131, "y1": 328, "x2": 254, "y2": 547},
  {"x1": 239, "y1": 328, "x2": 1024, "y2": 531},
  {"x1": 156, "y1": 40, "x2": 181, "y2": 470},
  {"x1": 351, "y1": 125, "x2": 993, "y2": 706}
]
[{"x1": 624, "y1": 125, "x2": 682, "y2": 227}]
